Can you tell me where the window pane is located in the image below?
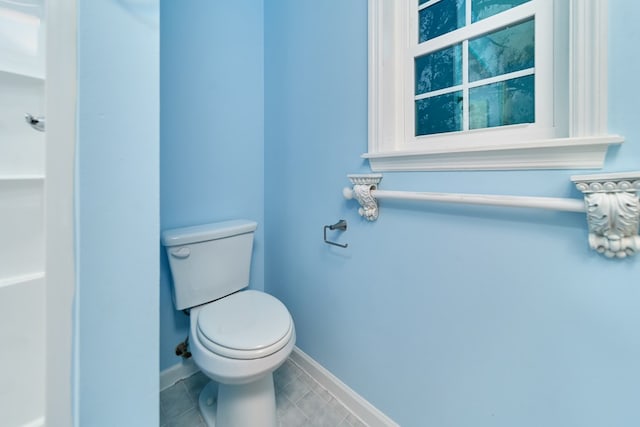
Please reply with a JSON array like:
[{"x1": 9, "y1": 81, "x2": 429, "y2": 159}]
[
  {"x1": 468, "y1": 18, "x2": 534, "y2": 82},
  {"x1": 416, "y1": 91, "x2": 463, "y2": 136},
  {"x1": 419, "y1": 0, "x2": 429, "y2": 4},
  {"x1": 419, "y1": 0, "x2": 466, "y2": 43},
  {"x1": 415, "y1": 44, "x2": 462, "y2": 95},
  {"x1": 471, "y1": 0, "x2": 531, "y2": 22},
  {"x1": 469, "y1": 75, "x2": 534, "y2": 129}
]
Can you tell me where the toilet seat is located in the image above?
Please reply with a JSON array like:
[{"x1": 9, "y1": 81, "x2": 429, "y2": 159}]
[{"x1": 196, "y1": 290, "x2": 293, "y2": 360}]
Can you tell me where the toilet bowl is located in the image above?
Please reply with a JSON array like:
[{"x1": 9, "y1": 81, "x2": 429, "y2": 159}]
[
  {"x1": 162, "y1": 220, "x2": 296, "y2": 427},
  {"x1": 190, "y1": 290, "x2": 296, "y2": 426}
]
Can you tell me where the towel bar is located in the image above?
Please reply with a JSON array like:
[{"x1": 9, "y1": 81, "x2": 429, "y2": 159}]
[{"x1": 343, "y1": 172, "x2": 640, "y2": 259}]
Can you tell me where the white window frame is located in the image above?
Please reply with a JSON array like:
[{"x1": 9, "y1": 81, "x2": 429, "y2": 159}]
[{"x1": 365, "y1": 0, "x2": 623, "y2": 171}]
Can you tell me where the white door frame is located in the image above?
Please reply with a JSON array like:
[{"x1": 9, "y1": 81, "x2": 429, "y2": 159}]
[{"x1": 45, "y1": 0, "x2": 77, "y2": 425}]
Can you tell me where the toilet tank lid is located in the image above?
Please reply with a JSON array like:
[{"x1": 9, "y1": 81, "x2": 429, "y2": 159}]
[{"x1": 162, "y1": 220, "x2": 257, "y2": 247}]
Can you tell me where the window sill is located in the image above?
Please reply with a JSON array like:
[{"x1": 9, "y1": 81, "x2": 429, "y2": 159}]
[{"x1": 363, "y1": 135, "x2": 624, "y2": 171}]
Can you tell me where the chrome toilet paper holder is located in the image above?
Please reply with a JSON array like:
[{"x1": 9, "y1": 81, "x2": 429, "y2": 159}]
[{"x1": 323, "y1": 219, "x2": 348, "y2": 248}]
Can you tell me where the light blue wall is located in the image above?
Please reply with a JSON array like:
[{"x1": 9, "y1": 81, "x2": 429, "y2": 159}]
[
  {"x1": 160, "y1": 0, "x2": 265, "y2": 371},
  {"x1": 75, "y1": 1, "x2": 159, "y2": 425},
  {"x1": 265, "y1": 1, "x2": 640, "y2": 426}
]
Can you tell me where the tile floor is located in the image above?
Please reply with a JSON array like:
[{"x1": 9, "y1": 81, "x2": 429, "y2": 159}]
[{"x1": 160, "y1": 358, "x2": 368, "y2": 427}]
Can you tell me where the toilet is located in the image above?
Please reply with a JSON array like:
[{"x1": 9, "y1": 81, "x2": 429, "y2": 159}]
[{"x1": 162, "y1": 220, "x2": 295, "y2": 427}]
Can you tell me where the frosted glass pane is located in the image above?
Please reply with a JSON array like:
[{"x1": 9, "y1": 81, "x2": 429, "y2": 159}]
[
  {"x1": 468, "y1": 18, "x2": 534, "y2": 82},
  {"x1": 419, "y1": 0, "x2": 465, "y2": 43},
  {"x1": 415, "y1": 44, "x2": 462, "y2": 95},
  {"x1": 416, "y1": 91, "x2": 463, "y2": 136},
  {"x1": 472, "y1": 0, "x2": 531, "y2": 22},
  {"x1": 469, "y1": 75, "x2": 534, "y2": 129}
]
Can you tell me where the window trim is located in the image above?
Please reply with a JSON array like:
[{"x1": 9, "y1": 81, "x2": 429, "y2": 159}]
[{"x1": 366, "y1": 0, "x2": 623, "y2": 171}]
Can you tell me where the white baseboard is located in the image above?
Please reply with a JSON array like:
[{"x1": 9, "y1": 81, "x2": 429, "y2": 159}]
[
  {"x1": 290, "y1": 347, "x2": 399, "y2": 427},
  {"x1": 159, "y1": 358, "x2": 199, "y2": 391}
]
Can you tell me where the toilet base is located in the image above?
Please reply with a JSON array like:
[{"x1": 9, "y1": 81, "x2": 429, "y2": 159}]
[
  {"x1": 198, "y1": 382, "x2": 218, "y2": 426},
  {"x1": 198, "y1": 375, "x2": 277, "y2": 427}
]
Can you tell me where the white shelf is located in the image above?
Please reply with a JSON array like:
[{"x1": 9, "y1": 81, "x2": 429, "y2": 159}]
[
  {"x1": 0, "y1": 272, "x2": 45, "y2": 289},
  {"x1": 0, "y1": 175, "x2": 45, "y2": 181},
  {"x1": 0, "y1": 67, "x2": 44, "y2": 81}
]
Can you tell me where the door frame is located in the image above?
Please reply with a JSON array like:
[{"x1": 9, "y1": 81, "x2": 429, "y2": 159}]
[{"x1": 45, "y1": 0, "x2": 77, "y2": 425}]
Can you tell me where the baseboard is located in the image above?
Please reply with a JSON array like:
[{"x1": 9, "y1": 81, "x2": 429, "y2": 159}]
[
  {"x1": 290, "y1": 347, "x2": 399, "y2": 427},
  {"x1": 159, "y1": 358, "x2": 199, "y2": 391}
]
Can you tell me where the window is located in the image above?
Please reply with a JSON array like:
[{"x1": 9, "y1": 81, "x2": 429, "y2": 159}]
[
  {"x1": 366, "y1": 0, "x2": 622, "y2": 171},
  {"x1": 413, "y1": 1, "x2": 542, "y2": 139}
]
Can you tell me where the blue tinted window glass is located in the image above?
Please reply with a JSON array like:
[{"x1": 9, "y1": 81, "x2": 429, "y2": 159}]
[
  {"x1": 419, "y1": 0, "x2": 429, "y2": 4},
  {"x1": 416, "y1": 91, "x2": 463, "y2": 136},
  {"x1": 472, "y1": 0, "x2": 531, "y2": 22},
  {"x1": 415, "y1": 44, "x2": 462, "y2": 95},
  {"x1": 468, "y1": 18, "x2": 534, "y2": 82},
  {"x1": 469, "y1": 75, "x2": 534, "y2": 129},
  {"x1": 419, "y1": 0, "x2": 466, "y2": 43}
]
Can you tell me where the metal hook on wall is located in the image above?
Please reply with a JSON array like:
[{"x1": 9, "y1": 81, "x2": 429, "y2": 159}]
[
  {"x1": 25, "y1": 113, "x2": 45, "y2": 132},
  {"x1": 323, "y1": 219, "x2": 348, "y2": 248}
]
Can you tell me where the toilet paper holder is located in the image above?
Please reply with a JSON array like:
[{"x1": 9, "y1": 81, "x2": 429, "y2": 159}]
[{"x1": 323, "y1": 220, "x2": 348, "y2": 248}]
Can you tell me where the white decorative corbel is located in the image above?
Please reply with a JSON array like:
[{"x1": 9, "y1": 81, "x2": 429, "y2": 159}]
[
  {"x1": 571, "y1": 172, "x2": 640, "y2": 258},
  {"x1": 344, "y1": 174, "x2": 382, "y2": 221}
]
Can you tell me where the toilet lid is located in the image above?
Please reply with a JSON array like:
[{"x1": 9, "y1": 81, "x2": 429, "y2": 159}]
[{"x1": 196, "y1": 290, "x2": 293, "y2": 359}]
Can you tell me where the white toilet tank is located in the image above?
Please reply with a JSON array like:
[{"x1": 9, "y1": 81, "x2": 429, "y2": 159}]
[{"x1": 162, "y1": 220, "x2": 258, "y2": 310}]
